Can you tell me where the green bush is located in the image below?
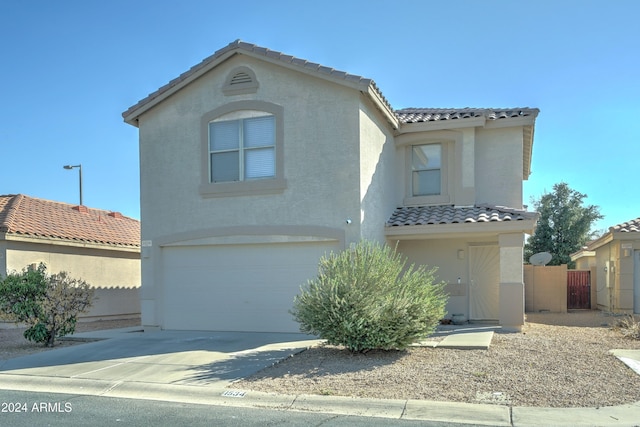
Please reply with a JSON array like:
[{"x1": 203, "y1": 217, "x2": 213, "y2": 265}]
[
  {"x1": 291, "y1": 241, "x2": 448, "y2": 352},
  {"x1": 0, "y1": 264, "x2": 94, "y2": 347}
]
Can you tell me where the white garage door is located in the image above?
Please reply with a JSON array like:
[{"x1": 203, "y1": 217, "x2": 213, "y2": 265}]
[{"x1": 161, "y1": 241, "x2": 340, "y2": 332}]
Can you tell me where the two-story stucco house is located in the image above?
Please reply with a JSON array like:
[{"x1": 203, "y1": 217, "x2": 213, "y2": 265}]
[{"x1": 123, "y1": 40, "x2": 539, "y2": 333}]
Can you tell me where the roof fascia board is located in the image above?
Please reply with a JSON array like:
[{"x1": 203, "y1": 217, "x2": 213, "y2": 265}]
[
  {"x1": 366, "y1": 86, "x2": 398, "y2": 129},
  {"x1": 123, "y1": 50, "x2": 238, "y2": 126},
  {"x1": 611, "y1": 231, "x2": 640, "y2": 241},
  {"x1": 586, "y1": 232, "x2": 614, "y2": 251},
  {"x1": 397, "y1": 116, "x2": 486, "y2": 134},
  {"x1": 483, "y1": 116, "x2": 537, "y2": 129},
  {"x1": 570, "y1": 250, "x2": 596, "y2": 261},
  {"x1": 384, "y1": 219, "x2": 537, "y2": 239},
  {"x1": 3, "y1": 233, "x2": 140, "y2": 253}
]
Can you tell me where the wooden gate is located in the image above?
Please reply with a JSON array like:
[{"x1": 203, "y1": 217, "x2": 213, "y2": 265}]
[{"x1": 567, "y1": 270, "x2": 591, "y2": 309}]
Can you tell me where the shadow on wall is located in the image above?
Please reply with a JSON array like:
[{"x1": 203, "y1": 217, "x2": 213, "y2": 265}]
[{"x1": 81, "y1": 287, "x2": 140, "y2": 320}]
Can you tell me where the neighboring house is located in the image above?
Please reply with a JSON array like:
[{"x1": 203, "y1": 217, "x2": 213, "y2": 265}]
[
  {"x1": 123, "y1": 40, "x2": 539, "y2": 333},
  {"x1": 0, "y1": 194, "x2": 141, "y2": 321},
  {"x1": 571, "y1": 217, "x2": 640, "y2": 313}
]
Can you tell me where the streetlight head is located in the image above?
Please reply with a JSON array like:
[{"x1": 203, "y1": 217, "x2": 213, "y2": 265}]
[{"x1": 63, "y1": 165, "x2": 73, "y2": 169}]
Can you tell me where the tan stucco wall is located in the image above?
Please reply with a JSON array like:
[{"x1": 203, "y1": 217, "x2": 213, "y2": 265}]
[
  {"x1": 138, "y1": 55, "x2": 362, "y2": 240},
  {"x1": 475, "y1": 127, "x2": 524, "y2": 208},
  {"x1": 395, "y1": 237, "x2": 496, "y2": 320},
  {"x1": 3, "y1": 240, "x2": 140, "y2": 320},
  {"x1": 593, "y1": 238, "x2": 640, "y2": 312},
  {"x1": 574, "y1": 255, "x2": 596, "y2": 270},
  {"x1": 393, "y1": 125, "x2": 524, "y2": 209},
  {"x1": 358, "y1": 98, "x2": 396, "y2": 244}
]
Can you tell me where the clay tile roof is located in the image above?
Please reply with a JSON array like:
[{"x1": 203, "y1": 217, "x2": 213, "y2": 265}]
[
  {"x1": 394, "y1": 108, "x2": 539, "y2": 124},
  {"x1": 0, "y1": 194, "x2": 140, "y2": 248},
  {"x1": 386, "y1": 204, "x2": 538, "y2": 227},
  {"x1": 610, "y1": 217, "x2": 640, "y2": 233}
]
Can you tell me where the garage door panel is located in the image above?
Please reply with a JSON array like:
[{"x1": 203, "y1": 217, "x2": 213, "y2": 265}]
[{"x1": 161, "y1": 242, "x2": 338, "y2": 332}]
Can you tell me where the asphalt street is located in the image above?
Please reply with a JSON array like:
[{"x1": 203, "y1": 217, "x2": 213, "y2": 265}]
[{"x1": 0, "y1": 390, "x2": 471, "y2": 427}]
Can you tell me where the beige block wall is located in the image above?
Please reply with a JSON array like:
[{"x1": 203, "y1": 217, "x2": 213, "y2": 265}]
[
  {"x1": 523, "y1": 264, "x2": 567, "y2": 313},
  {"x1": 4, "y1": 242, "x2": 140, "y2": 320}
]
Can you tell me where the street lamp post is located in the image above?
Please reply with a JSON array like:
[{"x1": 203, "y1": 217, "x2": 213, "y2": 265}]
[{"x1": 63, "y1": 164, "x2": 83, "y2": 206}]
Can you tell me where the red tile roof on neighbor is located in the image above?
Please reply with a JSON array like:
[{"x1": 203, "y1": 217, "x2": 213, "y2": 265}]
[
  {"x1": 610, "y1": 217, "x2": 640, "y2": 233},
  {"x1": 0, "y1": 194, "x2": 140, "y2": 248},
  {"x1": 386, "y1": 205, "x2": 538, "y2": 227}
]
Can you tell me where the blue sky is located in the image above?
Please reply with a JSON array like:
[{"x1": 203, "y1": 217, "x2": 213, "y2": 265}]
[{"x1": 1, "y1": 1, "x2": 638, "y2": 232}]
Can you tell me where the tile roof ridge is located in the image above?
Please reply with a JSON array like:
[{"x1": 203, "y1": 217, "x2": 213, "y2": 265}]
[{"x1": 0, "y1": 194, "x2": 24, "y2": 232}]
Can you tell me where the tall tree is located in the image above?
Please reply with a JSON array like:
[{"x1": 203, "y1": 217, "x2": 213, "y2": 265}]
[{"x1": 524, "y1": 182, "x2": 603, "y2": 268}]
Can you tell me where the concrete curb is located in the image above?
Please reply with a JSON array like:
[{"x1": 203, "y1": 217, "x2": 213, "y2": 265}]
[{"x1": 1, "y1": 374, "x2": 639, "y2": 426}]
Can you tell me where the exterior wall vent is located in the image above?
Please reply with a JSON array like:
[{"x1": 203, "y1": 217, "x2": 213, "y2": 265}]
[{"x1": 223, "y1": 66, "x2": 259, "y2": 96}]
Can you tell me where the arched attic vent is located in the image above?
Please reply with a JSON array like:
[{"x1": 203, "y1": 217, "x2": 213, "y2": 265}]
[{"x1": 223, "y1": 66, "x2": 259, "y2": 95}]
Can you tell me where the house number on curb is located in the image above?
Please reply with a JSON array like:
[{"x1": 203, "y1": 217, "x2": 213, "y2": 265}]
[{"x1": 221, "y1": 390, "x2": 246, "y2": 398}]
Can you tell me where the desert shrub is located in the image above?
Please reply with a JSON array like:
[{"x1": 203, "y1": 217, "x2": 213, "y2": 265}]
[
  {"x1": 0, "y1": 264, "x2": 94, "y2": 347},
  {"x1": 613, "y1": 315, "x2": 640, "y2": 340},
  {"x1": 291, "y1": 241, "x2": 448, "y2": 352},
  {"x1": 0, "y1": 263, "x2": 47, "y2": 323}
]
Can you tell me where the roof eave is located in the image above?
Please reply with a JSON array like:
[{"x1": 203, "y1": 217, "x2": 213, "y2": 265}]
[
  {"x1": 384, "y1": 219, "x2": 537, "y2": 240},
  {"x1": 2, "y1": 232, "x2": 141, "y2": 253},
  {"x1": 396, "y1": 116, "x2": 487, "y2": 134}
]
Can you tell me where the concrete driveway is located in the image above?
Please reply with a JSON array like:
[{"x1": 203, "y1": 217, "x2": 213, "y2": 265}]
[{"x1": 0, "y1": 328, "x2": 320, "y2": 397}]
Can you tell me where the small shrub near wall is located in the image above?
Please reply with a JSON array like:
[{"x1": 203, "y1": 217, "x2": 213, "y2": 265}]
[
  {"x1": 614, "y1": 315, "x2": 640, "y2": 340},
  {"x1": 291, "y1": 241, "x2": 448, "y2": 353},
  {"x1": 0, "y1": 264, "x2": 94, "y2": 347}
]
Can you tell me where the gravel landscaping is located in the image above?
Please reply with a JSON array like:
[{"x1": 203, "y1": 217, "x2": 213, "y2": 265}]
[
  {"x1": 235, "y1": 311, "x2": 640, "y2": 408},
  {"x1": 3, "y1": 312, "x2": 640, "y2": 408}
]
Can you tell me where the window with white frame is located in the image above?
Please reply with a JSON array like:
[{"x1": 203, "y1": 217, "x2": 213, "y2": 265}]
[
  {"x1": 209, "y1": 113, "x2": 275, "y2": 183},
  {"x1": 411, "y1": 143, "x2": 442, "y2": 196}
]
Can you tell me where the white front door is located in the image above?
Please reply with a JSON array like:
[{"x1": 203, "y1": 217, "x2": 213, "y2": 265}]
[
  {"x1": 634, "y1": 250, "x2": 640, "y2": 314},
  {"x1": 469, "y1": 245, "x2": 500, "y2": 320}
]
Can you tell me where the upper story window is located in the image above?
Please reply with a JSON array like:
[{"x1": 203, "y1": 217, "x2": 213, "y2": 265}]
[
  {"x1": 199, "y1": 100, "x2": 286, "y2": 198},
  {"x1": 209, "y1": 113, "x2": 275, "y2": 182},
  {"x1": 412, "y1": 144, "x2": 441, "y2": 196}
]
